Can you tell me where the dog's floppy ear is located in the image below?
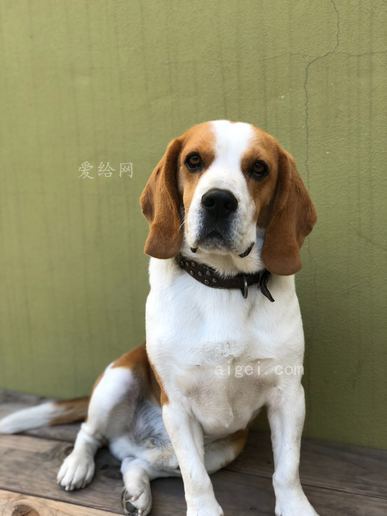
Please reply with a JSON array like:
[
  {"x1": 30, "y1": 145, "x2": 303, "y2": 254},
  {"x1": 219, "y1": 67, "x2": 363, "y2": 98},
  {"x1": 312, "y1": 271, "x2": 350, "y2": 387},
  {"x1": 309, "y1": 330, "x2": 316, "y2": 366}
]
[
  {"x1": 140, "y1": 137, "x2": 183, "y2": 259},
  {"x1": 261, "y1": 146, "x2": 317, "y2": 275}
]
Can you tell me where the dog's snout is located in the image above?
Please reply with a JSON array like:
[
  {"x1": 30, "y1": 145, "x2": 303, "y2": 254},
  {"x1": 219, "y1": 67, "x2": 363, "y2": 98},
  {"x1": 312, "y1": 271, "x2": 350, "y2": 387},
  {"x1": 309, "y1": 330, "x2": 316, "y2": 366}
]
[{"x1": 201, "y1": 189, "x2": 238, "y2": 218}]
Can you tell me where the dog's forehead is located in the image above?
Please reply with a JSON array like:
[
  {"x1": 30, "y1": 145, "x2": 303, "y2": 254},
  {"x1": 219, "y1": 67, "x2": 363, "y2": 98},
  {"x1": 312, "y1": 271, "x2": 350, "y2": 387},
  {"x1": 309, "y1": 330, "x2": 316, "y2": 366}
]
[
  {"x1": 181, "y1": 120, "x2": 273, "y2": 163},
  {"x1": 211, "y1": 120, "x2": 254, "y2": 161}
]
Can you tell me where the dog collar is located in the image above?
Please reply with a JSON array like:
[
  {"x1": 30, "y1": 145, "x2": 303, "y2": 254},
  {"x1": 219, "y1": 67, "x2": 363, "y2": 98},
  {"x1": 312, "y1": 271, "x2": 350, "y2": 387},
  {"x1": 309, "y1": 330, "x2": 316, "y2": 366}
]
[{"x1": 175, "y1": 254, "x2": 274, "y2": 301}]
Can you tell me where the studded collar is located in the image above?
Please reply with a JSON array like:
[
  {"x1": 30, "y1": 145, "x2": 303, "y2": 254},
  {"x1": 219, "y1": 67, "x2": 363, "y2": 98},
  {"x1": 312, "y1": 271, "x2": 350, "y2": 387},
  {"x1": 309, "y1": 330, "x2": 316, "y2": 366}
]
[{"x1": 175, "y1": 254, "x2": 274, "y2": 301}]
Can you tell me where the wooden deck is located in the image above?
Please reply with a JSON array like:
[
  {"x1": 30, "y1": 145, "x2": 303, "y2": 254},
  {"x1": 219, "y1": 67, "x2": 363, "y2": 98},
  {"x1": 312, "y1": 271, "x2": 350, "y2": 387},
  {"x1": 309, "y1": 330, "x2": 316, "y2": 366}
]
[{"x1": 0, "y1": 390, "x2": 386, "y2": 515}]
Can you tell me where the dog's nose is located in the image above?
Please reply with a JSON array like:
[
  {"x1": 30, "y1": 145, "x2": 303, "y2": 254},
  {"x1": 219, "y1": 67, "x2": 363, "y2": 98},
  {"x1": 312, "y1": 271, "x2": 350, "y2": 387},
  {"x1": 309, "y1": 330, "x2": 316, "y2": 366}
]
[{"x1": 201, "y1": 189, "x2": 238, "y2": 218}]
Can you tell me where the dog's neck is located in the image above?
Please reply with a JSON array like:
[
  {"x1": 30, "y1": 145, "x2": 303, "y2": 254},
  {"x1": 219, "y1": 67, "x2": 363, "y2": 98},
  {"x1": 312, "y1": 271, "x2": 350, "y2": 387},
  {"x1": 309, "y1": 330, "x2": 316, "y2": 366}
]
[{"x1": 179, "y1": 228, "x2": 266, "y2": 277}]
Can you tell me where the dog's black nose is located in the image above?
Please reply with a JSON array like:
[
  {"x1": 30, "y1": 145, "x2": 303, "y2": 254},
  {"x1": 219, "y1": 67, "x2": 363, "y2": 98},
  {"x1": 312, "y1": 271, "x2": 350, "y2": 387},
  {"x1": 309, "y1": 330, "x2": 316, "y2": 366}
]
[{"x1": 201, "y1": 189, "x2": 238, "y2": 218}]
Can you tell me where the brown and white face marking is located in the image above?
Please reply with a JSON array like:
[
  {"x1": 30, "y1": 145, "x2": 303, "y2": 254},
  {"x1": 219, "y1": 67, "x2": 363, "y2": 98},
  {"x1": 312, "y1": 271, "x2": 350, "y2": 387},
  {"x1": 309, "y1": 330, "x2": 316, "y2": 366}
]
[
  {"x1": 141, "y1": 119, "x2": 316, "y2": 275},
  {"x1": 179, "y1": 120, "x2": 279, "y2": 257}
]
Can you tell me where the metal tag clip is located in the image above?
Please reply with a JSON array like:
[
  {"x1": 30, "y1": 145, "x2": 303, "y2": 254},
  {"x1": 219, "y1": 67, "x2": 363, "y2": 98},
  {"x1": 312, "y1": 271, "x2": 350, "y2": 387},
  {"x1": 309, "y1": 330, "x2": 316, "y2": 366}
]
[{"x1": 241, "y1": 275, "x2": 248, "y2": 298}]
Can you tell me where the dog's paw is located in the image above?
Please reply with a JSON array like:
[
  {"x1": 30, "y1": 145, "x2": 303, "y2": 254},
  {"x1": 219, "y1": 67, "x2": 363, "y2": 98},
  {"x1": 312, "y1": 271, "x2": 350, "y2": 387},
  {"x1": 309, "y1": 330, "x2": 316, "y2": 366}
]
[
  {"x1": 275, "y1": 492, "x2": 318, "y2": 516},
  {"x1": 57, "y1": 451, "x2": 95, "y2": 491},
  {"x1": 186, "y1": 498, "x2": 224, "y2": 516},
  {"x1": 121, "y1": 485, "x2": 152, "y2": 516}
]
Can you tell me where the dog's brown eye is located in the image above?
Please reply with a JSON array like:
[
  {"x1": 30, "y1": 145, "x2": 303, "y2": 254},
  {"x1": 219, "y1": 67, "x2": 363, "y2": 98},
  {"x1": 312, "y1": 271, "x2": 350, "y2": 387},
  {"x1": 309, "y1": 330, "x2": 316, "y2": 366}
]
[
  {"x1": 250, "y1": 159, "x2": 269, "y2": 180},
  {"x1": 185, "y1": 152, "x2": 203, "y2": 172}
]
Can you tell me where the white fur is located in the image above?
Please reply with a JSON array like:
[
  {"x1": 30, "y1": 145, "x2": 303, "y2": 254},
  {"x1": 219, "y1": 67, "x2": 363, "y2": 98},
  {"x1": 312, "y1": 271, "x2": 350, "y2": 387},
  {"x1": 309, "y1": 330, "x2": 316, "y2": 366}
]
[
  {"x1": 121, "y1": 458, "x2": 153, "y2": 515},
  {"x1": 57, "y1": 365, "x2": 139, "y2": 491},
  {"x1": 0, "y1": 401, "x2": 60, "y2": 434}
]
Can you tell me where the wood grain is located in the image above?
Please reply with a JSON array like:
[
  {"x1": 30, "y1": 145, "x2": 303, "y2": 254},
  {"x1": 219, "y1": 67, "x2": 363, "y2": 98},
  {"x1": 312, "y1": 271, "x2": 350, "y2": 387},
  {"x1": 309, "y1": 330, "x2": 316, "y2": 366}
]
[
  {"x1": 0, "y1": 432, "x2": 386, "y2": 516},
  {"x1": 0, "y1": 435, "x2": 122, "y2": 514},
  {"x1": 1, "y1": 432, "x2": 387, "y2": 515},
  {"x1": 0, "y1": 489, "x2": 116, "y2": 516},
  {"x1": 1, "y1": 390, "x2": 387, "y2": 511},
  {"x1": 228, "y1": 430, "x2": 387, "y2": 500}
]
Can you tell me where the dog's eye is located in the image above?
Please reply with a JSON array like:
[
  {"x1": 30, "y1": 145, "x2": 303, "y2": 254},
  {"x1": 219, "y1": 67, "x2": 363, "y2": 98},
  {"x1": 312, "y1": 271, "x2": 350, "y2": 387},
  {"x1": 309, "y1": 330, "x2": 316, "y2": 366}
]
[
  {"x1": 250, "y1": 159, "x2": 269, "y2": 180},
  {"x1": 185, "y1": 153, "x2": 203, "y2": 172}
]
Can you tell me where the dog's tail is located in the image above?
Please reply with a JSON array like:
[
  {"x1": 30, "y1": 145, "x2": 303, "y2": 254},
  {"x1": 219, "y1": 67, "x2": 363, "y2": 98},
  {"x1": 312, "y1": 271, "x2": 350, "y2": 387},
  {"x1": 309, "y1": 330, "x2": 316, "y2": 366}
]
[{"x1": 0, "y1": 397, "x2": 89, "y2": 434}]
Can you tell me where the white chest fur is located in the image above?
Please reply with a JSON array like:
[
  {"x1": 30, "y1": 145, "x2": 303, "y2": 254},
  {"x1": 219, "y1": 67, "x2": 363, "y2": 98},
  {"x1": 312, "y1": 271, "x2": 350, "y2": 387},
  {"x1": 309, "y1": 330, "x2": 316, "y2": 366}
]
[{"x1": 146, "y1": 258, "x2": 305, "y2": 438}]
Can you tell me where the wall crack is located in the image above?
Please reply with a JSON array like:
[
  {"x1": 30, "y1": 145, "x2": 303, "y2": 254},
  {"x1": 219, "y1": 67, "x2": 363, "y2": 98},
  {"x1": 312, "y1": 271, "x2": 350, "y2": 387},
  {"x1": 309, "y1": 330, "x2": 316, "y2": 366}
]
[{"x1": 303, "y1": 0, "x2": 340, "y2": 184}]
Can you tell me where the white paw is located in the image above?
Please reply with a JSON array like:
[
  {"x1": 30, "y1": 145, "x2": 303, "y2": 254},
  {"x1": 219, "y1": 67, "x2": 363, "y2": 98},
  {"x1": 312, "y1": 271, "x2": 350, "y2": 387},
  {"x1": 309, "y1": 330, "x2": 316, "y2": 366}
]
[
  {"x1": 121, "y1": 484, "x2": 152, "y2": 516},
  {"x1": 57, "y1": 451, "x2": 95, "y2": 491},
  {"x1": 187, "y1": 497, "x2": 223, "y2": 516},
  {"x1": 275, "y1": 492, "x2": 318, "y2": 516}
]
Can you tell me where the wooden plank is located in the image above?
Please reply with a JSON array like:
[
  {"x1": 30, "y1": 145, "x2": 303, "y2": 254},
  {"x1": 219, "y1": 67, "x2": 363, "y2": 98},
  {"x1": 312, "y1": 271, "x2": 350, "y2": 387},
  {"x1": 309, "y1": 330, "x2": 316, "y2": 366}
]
[
  {"x1": 141, "y1": 470, "x2": 387, "y2": 515},
  {"x1": 228, "y1": 430, "x2": 387, "y2": 500},
  {"x1": 2, "y1": 390, "x2": 387, "y2": 503},
  {"x1": 0, "y1": 435, "x2": 122, "y2": 514},
  {"x1": 0, "y1": 489, "x2": 116, "y2": 515},
  {"x1": 153, "y1": 468, "x2": 387, "y2": 516},
  {"x1": 1, "y1": 433, "x2": 387, "y2": 515},
  {"x1": 23, "y1": 424, "x2": 79, "y2": 444},
  {"x1": 212, "y1": 470, "x2": 387, "y2": 516}
]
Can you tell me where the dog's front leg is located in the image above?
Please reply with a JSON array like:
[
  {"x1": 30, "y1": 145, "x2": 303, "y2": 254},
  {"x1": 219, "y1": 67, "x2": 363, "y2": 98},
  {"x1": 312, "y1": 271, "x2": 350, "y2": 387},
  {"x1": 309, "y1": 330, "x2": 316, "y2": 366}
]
[
  {"x1": 162, "y1": 402, "x2": 223, "y2": 516},
  {"x1": 267, "y1": 383, "x2": 318, "y2": 516}
]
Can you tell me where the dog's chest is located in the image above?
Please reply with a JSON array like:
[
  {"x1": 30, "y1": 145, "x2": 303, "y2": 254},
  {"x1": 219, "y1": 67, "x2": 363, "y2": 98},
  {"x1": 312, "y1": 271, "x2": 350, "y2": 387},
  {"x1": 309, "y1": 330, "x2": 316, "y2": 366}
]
[
  {"x1": 174, "y1": 344, "x2": 276, "y2": 436},
  {"x1": 146, "y1": 261, "x2": 301, "y2": 437},
  {"x1": 148, "y1": 294, "x2": 281, "y2": 436}
]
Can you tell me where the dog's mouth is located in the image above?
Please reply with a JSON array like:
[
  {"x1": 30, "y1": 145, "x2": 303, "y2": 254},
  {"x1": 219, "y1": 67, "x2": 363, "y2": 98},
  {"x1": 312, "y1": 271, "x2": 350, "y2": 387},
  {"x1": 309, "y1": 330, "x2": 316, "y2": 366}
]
[
  {"x1": 192, "y1": 228, "x2": 254, "y2": 259},
  {"x1": 204, "y1": 230, "x2": 225, "y2": 241},
  {"x1": 238, "y1": 242, "x2": 254, "y2": 258},
  {"x1": 198, "y1": 230, "x2": 229, "y2": 250}
]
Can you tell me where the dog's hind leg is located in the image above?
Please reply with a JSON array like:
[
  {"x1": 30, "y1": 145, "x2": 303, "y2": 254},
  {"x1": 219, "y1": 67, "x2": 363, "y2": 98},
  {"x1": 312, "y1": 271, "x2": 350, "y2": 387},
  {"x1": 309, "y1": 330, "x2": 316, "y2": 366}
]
[
  {"x1": 120, "y1": 457, "x2": 155, "y2": 516},
  {"x1": 121, "y1": 450, "x2": 182, "y2": 516},
  {"x1": 58, "y1": 357, "x2": 141, "y2": 491}
]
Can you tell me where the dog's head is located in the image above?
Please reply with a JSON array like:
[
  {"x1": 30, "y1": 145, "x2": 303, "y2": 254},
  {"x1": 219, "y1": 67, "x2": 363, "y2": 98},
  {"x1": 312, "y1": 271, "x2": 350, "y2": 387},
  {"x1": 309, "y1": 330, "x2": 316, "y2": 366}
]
[{"x1": 140, "y1": 120, "x2": 316, "y2": 275}]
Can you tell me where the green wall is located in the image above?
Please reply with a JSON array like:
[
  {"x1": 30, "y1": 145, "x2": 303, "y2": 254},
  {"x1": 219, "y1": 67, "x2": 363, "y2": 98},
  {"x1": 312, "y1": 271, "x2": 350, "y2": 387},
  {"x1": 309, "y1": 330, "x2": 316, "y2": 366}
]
[{"x1": 1, "y1": 0, "x2": 386, "y2": 448}]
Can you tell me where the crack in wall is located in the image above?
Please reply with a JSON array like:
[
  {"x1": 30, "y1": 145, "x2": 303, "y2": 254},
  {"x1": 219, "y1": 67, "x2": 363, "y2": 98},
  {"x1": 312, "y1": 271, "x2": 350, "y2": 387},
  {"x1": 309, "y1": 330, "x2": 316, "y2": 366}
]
[
  {"x1": 302, "y1": 2, "x2": 387, "y2": 186},
  {"x1": 303, "y1": 0, "x2": 340, "y2": 185}
]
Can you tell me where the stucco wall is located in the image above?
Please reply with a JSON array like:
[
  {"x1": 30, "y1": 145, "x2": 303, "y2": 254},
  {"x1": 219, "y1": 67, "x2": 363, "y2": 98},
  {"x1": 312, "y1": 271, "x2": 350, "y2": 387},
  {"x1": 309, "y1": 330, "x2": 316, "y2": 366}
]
[{"x1": 1, "y1": 0, "x2": 386, "y2": 447}]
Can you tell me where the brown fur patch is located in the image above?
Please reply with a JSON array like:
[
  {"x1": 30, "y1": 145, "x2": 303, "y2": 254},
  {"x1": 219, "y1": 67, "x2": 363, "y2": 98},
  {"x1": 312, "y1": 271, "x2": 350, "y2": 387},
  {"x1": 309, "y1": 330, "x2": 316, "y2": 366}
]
[
  {"x1": 51, "y1": 397, "x2": 89, "y2": 426},
  {"x1": 140, "y1": 138, "x2": 183, "y2": 259},
  {"x1": 260, "y1": 147, "x2": 317, "y2": 275},
  {"x1": 241, "y1": 126, "x2": 317, "y2": 275},
  {"x1": 177, "y1": 123, "x2": 216, "y2": 214},
  {"x1": 112, "y1": 344, "x2": 167, "y2": 406},
  {"x1": 112, "y1": 345, "x2": 149, "y2": 372},
  {"x1": 140, "y1": 123, "x2": 215, "y2": 259},
  {"x1": 148, "y1": 359, "x2": 169, "y2": 405},
  {"x1": 241, "y1": 128, "x2": 280, "y2": 224}
]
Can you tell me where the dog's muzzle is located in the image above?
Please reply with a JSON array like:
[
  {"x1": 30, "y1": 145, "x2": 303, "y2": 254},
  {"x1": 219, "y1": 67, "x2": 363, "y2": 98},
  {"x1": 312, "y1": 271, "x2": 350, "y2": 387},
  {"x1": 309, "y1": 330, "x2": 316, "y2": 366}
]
[{"x1": 197, "y1": 188, "x2": 238, "y2": 246}]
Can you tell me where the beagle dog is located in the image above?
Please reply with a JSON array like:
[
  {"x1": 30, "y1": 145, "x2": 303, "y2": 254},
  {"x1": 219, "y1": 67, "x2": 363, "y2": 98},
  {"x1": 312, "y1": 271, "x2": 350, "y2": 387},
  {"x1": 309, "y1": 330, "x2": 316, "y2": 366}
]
[{"x1": 0, "y1": 120, "x2": 318, "y2": 516}]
